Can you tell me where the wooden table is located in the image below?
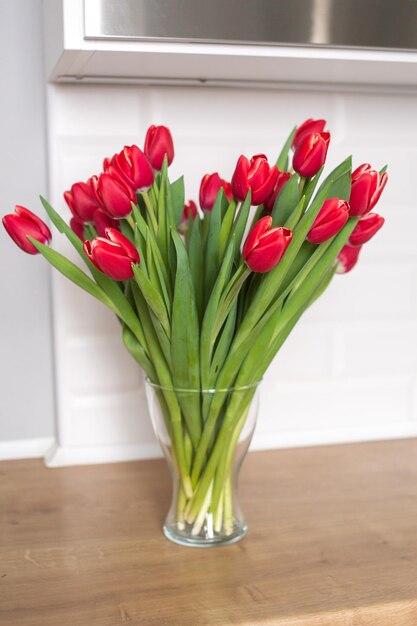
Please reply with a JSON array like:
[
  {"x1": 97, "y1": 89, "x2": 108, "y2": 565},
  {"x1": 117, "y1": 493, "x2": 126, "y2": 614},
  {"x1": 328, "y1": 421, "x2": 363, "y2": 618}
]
[{"x1": 1, "y1": 440, "x2": 417, "y2": 625}]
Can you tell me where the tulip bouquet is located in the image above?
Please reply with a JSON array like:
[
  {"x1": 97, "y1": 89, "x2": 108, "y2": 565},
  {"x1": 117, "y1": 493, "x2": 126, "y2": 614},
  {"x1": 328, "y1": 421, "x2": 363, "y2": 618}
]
[{"x1": 2, "y1": 119, "x2": 387, "y2": 545}]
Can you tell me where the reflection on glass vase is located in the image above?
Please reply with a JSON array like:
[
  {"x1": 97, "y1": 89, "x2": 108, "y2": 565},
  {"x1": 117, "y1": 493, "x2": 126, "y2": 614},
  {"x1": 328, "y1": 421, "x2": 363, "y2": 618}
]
[{"x1": 145, "y1": 379, "x2": 260, "y2": 547}]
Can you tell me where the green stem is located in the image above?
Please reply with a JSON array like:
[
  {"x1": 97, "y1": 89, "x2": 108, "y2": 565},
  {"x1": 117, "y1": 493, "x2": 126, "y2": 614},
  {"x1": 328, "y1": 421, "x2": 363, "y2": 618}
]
[
  {"x1": 223, "y1": 475, "x2": 234, "y2": 535},
  {"x1": 212, "y1": 265, "x2": 251, "y2": 339},
  {"x1": 210, "y1": 403, "x2": 250, "y2": 521},
  {"x1": 142, "y1": 190, "x2": 159, "y2": 234},
  {"x1": 191, "y1": 482, "x2": 213, "y2": 536},
  {"x1": 298, "y1": 176, "x2": 307, "y2": 196},
  {"x1": 131, "y1": 283, "x2": 193, "y2": 498},
  {"x1": 213, "y1": 488, "x2": 224, "y2": 533},
  {"x1": 176, "y1": 485, "x2": 187, "y2": 530},
  {"x1": 187, "y1": 390, "x2": 254, "y2": 521}
]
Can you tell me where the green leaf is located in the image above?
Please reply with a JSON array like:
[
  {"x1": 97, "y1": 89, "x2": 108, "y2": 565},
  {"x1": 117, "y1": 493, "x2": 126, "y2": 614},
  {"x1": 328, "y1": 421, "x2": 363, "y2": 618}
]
[
  {"x1": 218, "y1": 199, "x2": 237, "y2": 260},
  {"x1": 41, "y1": 197, "x2": 146, "y2": 345},
  {"x1": 275, "y1": 240, "x2": 316, "y2": 297},
  {"x1": 284, "y1": 195, "x2": 306, "y2": 230},
  {"x1": 171, "y1": 229, "x2": 201, "y2": 447},
  {"x1": 170, "y1": 176, "x2": 185, "y2": 227},
  {"x1": 276, "y1": 126, "x2": 296, "y2": 170},
  {"x1": 209, "y1": 300, "x2": 237, "y2": 386},
  {"x1": 149, "y1": 312, "x2": 172, "y2": 369},
  {"x1": 157, "y1": 166, "x2": 168, "y2": 262},
  {"x1": 229, "y1": 191, "x2": 251, "y2": 264},
  {"x1": 29, "y1": 238, "x2": 112, "y2": 308},
  {"x1": 164, "y1": 172, "x2": 177, "y2": 286},
  {"x1": 200, "y1": 238, "x2": 235, "y2": 389},
  {"x1": 145, "y1": 233, "x2": 169, "y2": 315},
  {"x1": 302, "y1": 166, "x2": 324, "y2": 207},
  {"x1": 122, "y1": 325, "x2": 156, "y2": 380},
  {"x1": 212, "y1": 263, "x2": 250, "y2": 340},
  {"x1": 230, "y1": 176, "x2": 335, "y2": 352},
  {"x1": 120, "y1": 220, "x2": 134, "y2": 244},
  {"x1": 147, "y1": 231, "x2": 172, "y2": 314},
  {"x1": 40, "y1": 195, "x2": 84, "y2": 254},
  {"x1": 171, "y1": 230, "x2": 200, "y2": 389},
  {"x1": 133, "y1": 204, "x2": 171, "y2": 295},
  {"x1": 329, "y1": 169, "x2": 351, "y2": 200},
  {"x1": 380, "y1": 165, "x2": 388, "y2": 175},
  {"x1": 279, "y1": 218, "x2": 358, "y2": 331},
  {"x1": 316, "y1": 156, "x2": 352, "y2": 199},
  {"x1": 132, "y1": 265, "x2": 170, "y2": 338},
  {"x1": 188, "y1": 217, "x2": 204, "y2": 323},
  {"x1": 271, "y1": 175, "x2": 299, "y2": 226},
  {"x1": 204, "y1": 189, "x2": 223, "y2": 302}
]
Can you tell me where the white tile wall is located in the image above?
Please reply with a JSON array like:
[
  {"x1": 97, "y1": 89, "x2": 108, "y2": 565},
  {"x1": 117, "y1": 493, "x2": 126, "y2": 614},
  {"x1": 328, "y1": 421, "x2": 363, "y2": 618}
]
[{"x1": 46, "y1": 82, "x2": 417, "y2": 465}]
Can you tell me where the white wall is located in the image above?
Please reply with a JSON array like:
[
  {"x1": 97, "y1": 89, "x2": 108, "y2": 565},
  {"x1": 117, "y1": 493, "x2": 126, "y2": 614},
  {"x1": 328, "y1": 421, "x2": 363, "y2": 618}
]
[
  {"x1": 45, "y1": 82, "x2": 417, "y2": 466},
  {"x1": 0, "y1": 1, "x2": 55, "y2": 446},
  {"x1": 1, "y1": 3, "x2": 416, "y2": 463}
]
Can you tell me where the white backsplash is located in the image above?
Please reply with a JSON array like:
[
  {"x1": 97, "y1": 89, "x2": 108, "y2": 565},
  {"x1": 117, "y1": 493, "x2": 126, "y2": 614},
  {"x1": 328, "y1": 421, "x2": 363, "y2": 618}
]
[{"x1": 46, "y1": 82, "x2": 417, "y2": 465}]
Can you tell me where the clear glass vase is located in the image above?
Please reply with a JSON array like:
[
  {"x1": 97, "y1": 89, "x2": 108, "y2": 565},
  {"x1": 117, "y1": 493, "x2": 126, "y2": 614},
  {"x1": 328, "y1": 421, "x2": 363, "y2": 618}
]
[{"x1": 145, "y1": 380, "x2": 260, "y2": 547}]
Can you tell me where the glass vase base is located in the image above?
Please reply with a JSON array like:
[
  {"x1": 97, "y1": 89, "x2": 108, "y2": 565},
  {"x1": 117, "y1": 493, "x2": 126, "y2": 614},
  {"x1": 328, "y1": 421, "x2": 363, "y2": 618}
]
[{"x1": 163, "y1": 521, "x2": 248, "y2": 548}]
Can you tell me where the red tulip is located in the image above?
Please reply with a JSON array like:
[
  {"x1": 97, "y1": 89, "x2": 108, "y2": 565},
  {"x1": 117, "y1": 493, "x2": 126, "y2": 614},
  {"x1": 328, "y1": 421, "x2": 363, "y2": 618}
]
[
  {"x1": 70, "y1": 217, "x2": 85, "y2": 241},
  {"x1": 293, "y1": 118, "x2": 327, "y2": 149},
  {"x1": 293, "y1": 132, "x2": 330, "y2": 178},
  {"x1": 181, "y1": 200, "x2": 198, "y2": 223},
  {"x1": 93, "y1": 209, "x2": 119, "y2": 237},
  {"x1": 144, "y1": 125, "x2": 174, "y2": 170},
  {"x1": 232, "y1": 154, "x2": 279, "y2": 206},
  {"x1": 2, "y1": 205, "x2": 51, "y2": 254},
  {"x1": 84, "y1": 228, "x2": 140, "y2": 280},
  {"x1": 307, "y1": 198, "x2": 350, "y2": 244},
  {"x1": 336, "y1": 244, "x2": 362, "y2": 274},
  {"x1": 243, "y1": 215, "x2": 292, "y2": 273},
  {"x1": 96, "y1": 173, "x2": 136, "y2": 218},
  {"x1": 349, "y1": 164, "x2": 388, "y2": 216},
  {"x1": 199, "y1": 173, "x2": 232, "y2": 211},
  {"x1": 104, "y1": 145, "x2": 154, "y2": 192},
  {"x1": 64, "y1": 176, "x2": 102, "y2": 223},
  {"x1": 264, "y1": 170, "x2": 292, "y2": 213},
  {"x1": 349, "y1": 212, "x2": 385, "y2": 246}
]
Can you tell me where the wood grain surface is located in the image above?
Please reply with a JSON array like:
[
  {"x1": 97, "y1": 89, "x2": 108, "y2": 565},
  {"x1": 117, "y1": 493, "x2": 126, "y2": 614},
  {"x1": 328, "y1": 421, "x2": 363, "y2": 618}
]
[{"x1": 1, "y1": 440, "x2": 417, "y2": 625}]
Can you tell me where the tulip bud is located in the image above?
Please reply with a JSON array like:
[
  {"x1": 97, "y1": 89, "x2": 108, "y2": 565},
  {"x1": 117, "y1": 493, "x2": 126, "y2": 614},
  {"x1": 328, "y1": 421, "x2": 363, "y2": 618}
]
[
  {"x1": 84, "y1": 228, "x2": 140, "y2": 281},
  {"x1": 70, "y1": 217, "x2": 85, "y2": 241},
  {"x1": 96, "y1": 172, "x2": 136, "y2": 218},
  {"x1": 199, "y1": 173, "x2": 232, "y2": 211},
  {"x1": 293, "y1": 132, "x2": 330, "y2": 178},
  {"x1": 2, "y1": 205, "x2": 52, "y2": 254},
  {"x1": 336, "y1": 244, "x2": 362, "y2": 274},
  {"x1": 64, "y1": 176, "x2": 102, "y2": 223},
  {"x1": 144, "y1": 125, "x2": 174, "y2": 171},
  {"x1": 93, "y1": 209, "x2": 119, "y2": 237},
  {"x1": 293, "y1": 118, "x2": 327, "y2": 150},
  {"x1": 348, "y1": 212, "x2": 385, "y2": 246},
  {"x1": 349, "y1": 164, "x2": 388, "y2": 216},
  {"x1": 104, "y1": 145, "x2": 154, "y2": 192},
  {"x1": 264, "y1": 170, "x2": 292, "y2": 213},
  {"x1": 181, "y1": 200, "x2": 198, "y2": 223},
  {"x1": 243, "y1": 215, "x2": 292, "y2": 273},
  {"x1": 307, "y1": 198, "x2": 350, "y2": 244},
  {"x1": 232, "y1": 154, "x2": 279, "y2": 206}
]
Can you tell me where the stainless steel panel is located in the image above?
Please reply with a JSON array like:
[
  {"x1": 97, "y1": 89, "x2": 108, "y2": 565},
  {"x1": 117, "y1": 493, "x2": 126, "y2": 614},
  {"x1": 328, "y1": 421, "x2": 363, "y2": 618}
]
[{"x1": 84, "y1": 0, "x2": 417, "y2": 51}]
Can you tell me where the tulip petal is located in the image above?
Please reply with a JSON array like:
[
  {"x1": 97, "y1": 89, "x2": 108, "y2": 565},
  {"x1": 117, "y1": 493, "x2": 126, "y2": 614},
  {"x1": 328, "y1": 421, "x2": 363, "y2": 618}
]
[
  {"x1": 105, "y1": 227, "x2": 140, "y2": 263},
  {"x1": 2, "y1": 214, "x2": 46, "y2": 254},
  {"x1": 93, "y1": 245, "x2": 135, "y2": 280},
  {"x1": 243, "y1": 216, "x2": 272, "y2": 261},
  {"x1": 348, "y1": 212, "x2": 385, "y2": 246},
  {"x1": 14, "y1": 205, "x2": 52, "y2": 241}
]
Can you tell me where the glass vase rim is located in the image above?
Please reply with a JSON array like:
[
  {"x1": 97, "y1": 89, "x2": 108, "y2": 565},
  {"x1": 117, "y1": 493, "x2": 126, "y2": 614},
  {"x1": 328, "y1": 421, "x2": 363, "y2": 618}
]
[{"x1": 144, "y1": 378, "x2": 262, "y2": 394}]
